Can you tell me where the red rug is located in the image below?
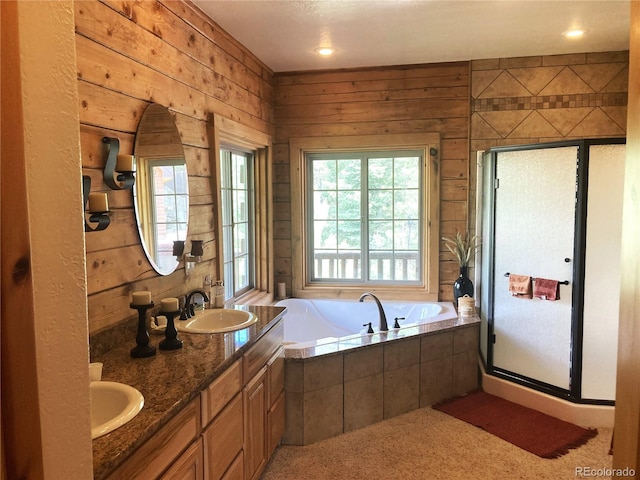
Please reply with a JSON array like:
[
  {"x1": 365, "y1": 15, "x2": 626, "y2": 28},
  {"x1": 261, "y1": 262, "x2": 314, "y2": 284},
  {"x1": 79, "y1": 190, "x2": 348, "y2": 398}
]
[{"x1": 433, "y1": 390, "x2": 598, "y2": 458}]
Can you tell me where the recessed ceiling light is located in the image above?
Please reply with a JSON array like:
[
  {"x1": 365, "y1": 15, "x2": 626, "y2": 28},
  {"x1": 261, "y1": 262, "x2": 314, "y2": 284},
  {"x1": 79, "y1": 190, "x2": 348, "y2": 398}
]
[
  {"x1": 562, "y1": 28, "x2": 588, "y2": 38},
  {"x1": 314, "y1": 47, "x2": 335, "y2": 56}
]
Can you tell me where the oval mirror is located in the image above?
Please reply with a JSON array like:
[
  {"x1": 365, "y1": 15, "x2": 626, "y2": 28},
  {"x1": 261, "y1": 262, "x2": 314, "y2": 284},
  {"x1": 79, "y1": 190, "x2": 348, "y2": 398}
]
[{"x1": 133, "y1": 103, "x2": 188, "y2": 275}]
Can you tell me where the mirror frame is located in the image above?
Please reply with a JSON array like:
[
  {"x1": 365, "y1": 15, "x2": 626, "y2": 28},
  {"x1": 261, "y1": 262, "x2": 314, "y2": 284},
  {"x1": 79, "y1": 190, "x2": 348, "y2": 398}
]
[{"x1": 133, "y1": 103, "x2": 189, "y2": 275}]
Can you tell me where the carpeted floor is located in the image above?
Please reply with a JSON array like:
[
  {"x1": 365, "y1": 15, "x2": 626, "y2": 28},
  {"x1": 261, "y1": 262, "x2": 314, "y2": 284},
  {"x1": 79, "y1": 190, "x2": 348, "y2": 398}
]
[{"x1": 261, "y1": 406, "x2": 613, "y2": 480}]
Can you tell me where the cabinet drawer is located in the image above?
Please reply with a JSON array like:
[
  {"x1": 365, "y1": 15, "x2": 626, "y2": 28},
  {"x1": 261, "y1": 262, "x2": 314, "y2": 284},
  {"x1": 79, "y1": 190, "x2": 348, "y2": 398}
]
[
  {"x1": 201, "y1": 359, "x2": 242, "y2": 427},
  {"x1": 243, "y1": 320, "x2": 284, "y2": 382},
  {"x1": 107, "y1": 398, "x2": 201, "y2": 480},
  {"x1": 203, "y1": 393, "x2": 243, "y2": 480}
]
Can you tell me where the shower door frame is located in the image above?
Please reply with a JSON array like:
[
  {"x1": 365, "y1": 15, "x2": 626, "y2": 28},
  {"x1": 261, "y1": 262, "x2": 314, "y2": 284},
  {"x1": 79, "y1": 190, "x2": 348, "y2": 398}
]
[{"x1": 481, "y1": 138, "x2": 624, "y2": 405}]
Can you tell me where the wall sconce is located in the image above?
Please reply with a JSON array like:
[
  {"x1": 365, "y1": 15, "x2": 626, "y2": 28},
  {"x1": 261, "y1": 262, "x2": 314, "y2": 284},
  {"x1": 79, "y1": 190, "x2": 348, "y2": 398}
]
[
  {"x1": 183, "y1": 240, "x2": 204, "y2": 277},
  {"x1": 190, "y1": 240, "x2": 204, "y2": 261},
  {"x1": 103, "y1": 137, "x2": 135, "y2": 190},
  {"x1": 82, "y1": 176, "x2": 110, "y2": 232},
  {"x1": 173, "y1": 240, "x2": 185, "y2": 257}
]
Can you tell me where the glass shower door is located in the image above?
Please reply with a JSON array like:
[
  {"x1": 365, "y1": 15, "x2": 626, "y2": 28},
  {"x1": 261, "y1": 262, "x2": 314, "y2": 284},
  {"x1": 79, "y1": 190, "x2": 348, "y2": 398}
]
[{"x1": 492, "y1": 146, "x2": 577, "y2": 390}]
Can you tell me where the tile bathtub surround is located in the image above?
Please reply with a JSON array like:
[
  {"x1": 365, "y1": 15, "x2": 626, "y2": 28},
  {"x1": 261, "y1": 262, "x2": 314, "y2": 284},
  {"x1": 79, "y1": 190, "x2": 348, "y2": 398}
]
[
  {"x1": 283, "y1": 319, "x2": 480, "y2": 445},
  {"x1": 90, "y1": 305, "x2": 286, "y2": 480}
]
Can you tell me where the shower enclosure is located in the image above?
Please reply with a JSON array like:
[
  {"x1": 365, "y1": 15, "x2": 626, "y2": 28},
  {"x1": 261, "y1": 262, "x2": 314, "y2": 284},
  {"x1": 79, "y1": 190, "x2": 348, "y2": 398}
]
[{"x1": 478, "y1": 139, "x2": 625, "y2": 404}]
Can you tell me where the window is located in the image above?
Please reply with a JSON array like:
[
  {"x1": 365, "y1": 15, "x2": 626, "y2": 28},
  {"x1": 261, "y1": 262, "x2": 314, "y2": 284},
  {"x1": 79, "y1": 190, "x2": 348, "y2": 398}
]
[
  {"x1": 307, "y1": 150, "x2": 422, "y2": 284},
  {"x1": 135, "y1": 158, "x2": 188, "y2": 273},
  {"x1": 210, "y1": 114, "x2": 273, "y2": 304},
  {"x1": 289, "y1": 133, "x2": 440, "y2": 299},
  {"x1": 220, "y1": 148, "x2": 254, "y2": 299}
]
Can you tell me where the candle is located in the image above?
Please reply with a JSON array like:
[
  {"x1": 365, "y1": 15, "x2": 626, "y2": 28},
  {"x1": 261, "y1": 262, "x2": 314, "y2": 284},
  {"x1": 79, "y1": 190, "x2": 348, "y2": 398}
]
[
  {"x1": 88, "y1": 192, "x2": 109, "y2": 213},
  {"x1": 116, "y1": 154, "x2": 135, "y2": 172},
  {"x1": 132, "y1": 291, "x2": 152, "y2": 305},
  {"x1": 161, "y1": 297, "x2": 180, "y2": 312},
  {"x1": 277, "y1": 282, "x2": 286, "y2": 299}
]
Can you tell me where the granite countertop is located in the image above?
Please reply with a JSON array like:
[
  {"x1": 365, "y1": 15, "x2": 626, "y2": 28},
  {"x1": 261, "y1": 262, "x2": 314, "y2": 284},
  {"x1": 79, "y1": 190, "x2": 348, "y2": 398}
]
[{"x1": 91, "y1": 305, "x2": 286, "y2": 480}]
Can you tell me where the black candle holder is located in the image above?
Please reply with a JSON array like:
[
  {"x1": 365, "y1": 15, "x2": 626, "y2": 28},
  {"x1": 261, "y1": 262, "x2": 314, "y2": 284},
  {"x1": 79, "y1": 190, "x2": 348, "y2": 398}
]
[
  {"x1": 130, "y1": 302, "x2": 156, "y2": 358},
  {"x1": 103, "y1": 137, "x2": 135, "y2": 190},
  {"x1": 82, "y1": 176, "x2": 110, "y2": 232},
  {"x1": 159, "y1": 310, "x2": 183, "y2": 350}
]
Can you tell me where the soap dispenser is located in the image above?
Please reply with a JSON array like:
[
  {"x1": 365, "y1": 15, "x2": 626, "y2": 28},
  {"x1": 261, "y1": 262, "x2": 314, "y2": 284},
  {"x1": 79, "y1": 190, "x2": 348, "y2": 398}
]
[
  {"x1": 203, "y1": 275, "x2": 212, "y2": 309},
  {"x1": 214, "y1": 280, "x2": 225, "y2": 308}
]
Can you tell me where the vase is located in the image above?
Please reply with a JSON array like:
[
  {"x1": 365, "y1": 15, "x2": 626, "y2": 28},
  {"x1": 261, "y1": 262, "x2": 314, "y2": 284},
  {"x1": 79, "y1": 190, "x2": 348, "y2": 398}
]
[{"x1": 453, "y1": 266, "x2": 474, "y2": 305}]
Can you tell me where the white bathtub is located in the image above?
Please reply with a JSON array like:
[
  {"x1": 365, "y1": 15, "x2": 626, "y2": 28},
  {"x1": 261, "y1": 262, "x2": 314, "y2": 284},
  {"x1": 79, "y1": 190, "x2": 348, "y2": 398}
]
[{"x1": 275, "y1": 298, "x2": 457, "y2": 349}]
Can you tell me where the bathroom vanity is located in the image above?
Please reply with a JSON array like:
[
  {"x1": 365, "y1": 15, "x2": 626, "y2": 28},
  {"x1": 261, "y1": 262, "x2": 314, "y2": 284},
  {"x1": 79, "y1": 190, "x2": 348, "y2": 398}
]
[{"x1": 91, "y1": 306, "x2": 285, "y2": 480}]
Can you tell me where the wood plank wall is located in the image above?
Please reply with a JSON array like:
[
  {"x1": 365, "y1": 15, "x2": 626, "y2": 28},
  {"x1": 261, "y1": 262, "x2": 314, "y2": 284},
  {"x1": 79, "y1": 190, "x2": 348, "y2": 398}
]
[
  {"x1": 76, "y1": 0, "x2": 274, "y2": 335},
  {"x1": 272, "y1": 63, "x2": 470, "y2": 300}
]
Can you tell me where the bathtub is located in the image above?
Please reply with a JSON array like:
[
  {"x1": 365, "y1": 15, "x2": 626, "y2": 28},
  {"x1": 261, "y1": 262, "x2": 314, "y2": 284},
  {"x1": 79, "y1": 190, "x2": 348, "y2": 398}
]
[
  {"x1": 275, "y1": 298, "x2": 458, "y2": 349},
  {"x1": 275, "y1": 297, "x2": 480, "y2": 445}
]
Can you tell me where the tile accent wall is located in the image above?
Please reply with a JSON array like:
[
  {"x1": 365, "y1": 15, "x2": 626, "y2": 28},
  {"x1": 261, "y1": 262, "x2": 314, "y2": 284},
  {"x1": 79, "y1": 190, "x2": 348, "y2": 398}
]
[
  {"x1": 471, "y1": 52, "x2": 628, "y2": 149},
  {"x1": 469, "y1": 51, "x2": 629, "y2": 241},
  {"x1": 283, "y1": 324, "x2": 479, "y2": 445}
]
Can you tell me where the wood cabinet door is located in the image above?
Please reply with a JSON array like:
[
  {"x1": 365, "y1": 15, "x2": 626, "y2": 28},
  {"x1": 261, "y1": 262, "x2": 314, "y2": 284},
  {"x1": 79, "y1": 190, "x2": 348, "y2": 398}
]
[
  {"x1": 203, "y1": 393, "x2": 244, "y2": 480},
  {"x1": 267, "y1": 391, "x2": 285, "y2": 458},
  {"x1": 243, "y1": 367, "x2": 267, "y2": 480},
  {"x1": 160, "y1": 439, "x2": 203, "y2": 480}
]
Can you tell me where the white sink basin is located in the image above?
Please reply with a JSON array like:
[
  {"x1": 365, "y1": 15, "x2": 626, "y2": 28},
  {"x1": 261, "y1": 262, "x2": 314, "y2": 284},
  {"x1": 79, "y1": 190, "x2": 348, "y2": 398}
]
[
  {"x1": 176, "y1": 309, "x2": 257, "y2": 333},
  {"x1": 91, "y1": 381, "x2": 144, "y2": 440}
]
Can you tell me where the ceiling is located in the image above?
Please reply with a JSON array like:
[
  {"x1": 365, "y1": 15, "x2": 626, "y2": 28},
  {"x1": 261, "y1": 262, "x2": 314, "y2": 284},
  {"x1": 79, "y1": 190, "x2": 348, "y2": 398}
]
[{"x1": 192, "y1": 0, "x2": 630, "y2": 73}]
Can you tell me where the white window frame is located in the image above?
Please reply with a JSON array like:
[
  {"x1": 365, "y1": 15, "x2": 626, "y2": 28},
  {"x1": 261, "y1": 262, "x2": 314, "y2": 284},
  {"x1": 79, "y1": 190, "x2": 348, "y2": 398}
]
[
  {"x1": 220, "y1": 148, "x2": 255, "y2": 299},
  {"x1": 290, "y1": 133, "x2": 440, "y2": 300},
  {"x1": 306, "y1": 149, "x2": 424, "y2": 285},
  {"x1": 209, "y1": 114, "x2": 274, "y2": 304}
]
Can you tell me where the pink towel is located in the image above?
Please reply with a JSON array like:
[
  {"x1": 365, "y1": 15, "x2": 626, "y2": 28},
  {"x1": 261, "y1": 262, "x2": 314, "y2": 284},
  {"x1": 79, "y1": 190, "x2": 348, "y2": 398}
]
[
  {"x1": 533, "y1": 278, "x2": 560, "y2": 301},
  {"x1": 508, "y1": 274, "x2": 532, "y2": 299}
]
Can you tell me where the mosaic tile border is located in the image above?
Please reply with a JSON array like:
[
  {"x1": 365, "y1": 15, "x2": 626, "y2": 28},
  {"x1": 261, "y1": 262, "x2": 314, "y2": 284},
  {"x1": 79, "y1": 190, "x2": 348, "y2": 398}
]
[{"x1": 473, "y1": 93, "x2": 627, "y2": 112}]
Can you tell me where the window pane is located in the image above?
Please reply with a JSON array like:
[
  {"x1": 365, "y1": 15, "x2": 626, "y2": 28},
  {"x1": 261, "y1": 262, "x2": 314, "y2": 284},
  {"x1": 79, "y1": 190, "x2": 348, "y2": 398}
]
[
  {"x1": 314, "y1": 220, "x2": 337, "y2": 249},
  {"x1": 314, "y1": 191, "x2": 336, "y2": 220},
  {"x1": 394, "y1": 157, "x2": 420, "y2": 189},
  {"x1": 368, "y1": 158, "x2": 393, "y2": 189},
  {"x1": 313, "y1": 160, "x2": 336, "y2": 190},
  {"x1": 314, "y1": 250, "x2": 338, "y2": 279},
  {"x1": 234, "y1": 223, "x2": 248, "y2": 255},
  {"x1": 369, "y1": 254, "x2": 393, "y2": 281},
  {"x1": 368, "y1": 190, "x2": 393, "y2": 219},
  {"x1": 234, "y1": 190, "x2": 247, "y2": 223},
  {"x1": 393, "y1": 190, "x2": 419, "y2": 219},
  {"x1": 235, "y1": 255, "x2": 248, "y2": 290},
  {"x1": 232, "y1": 154, "x2": 246, "y2": 189},
  {"x1": 222, "y1": 189, "x2": 232, "y2": 225},
  {"x1": 174, "y1": 164, "x2": 188, "y2": 194},
  {"x1": 176, "y1": 195, "x2": 189, "y2": 223},
  {"x1": 369, "y1": 220, "x2": 393, "y2": 250},
  {"x1": 337, "y1": 191, "x2": 360, "y2": 220},
  {"x1": 394, "y1": 220, "x2": 419, "y2": 250},
  {"x1": 337, "y1": 220, "x2": 361, "y2": 249},
  {"x1": 337, "y1": 159, "x2": 361, "y2": 190},
  {"x1": 221, "y1": 153, "x2": 231, "y2": 189}
]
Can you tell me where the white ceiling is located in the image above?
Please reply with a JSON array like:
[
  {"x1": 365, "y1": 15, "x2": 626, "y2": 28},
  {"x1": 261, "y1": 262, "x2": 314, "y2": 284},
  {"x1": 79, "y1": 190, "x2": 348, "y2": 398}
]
[{"x1": 192, "y1": 0, "x2": 630, "y2": 73}]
